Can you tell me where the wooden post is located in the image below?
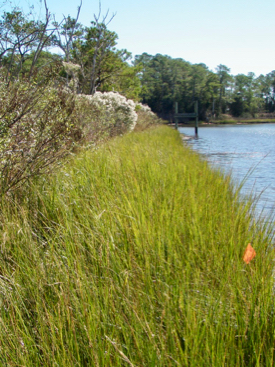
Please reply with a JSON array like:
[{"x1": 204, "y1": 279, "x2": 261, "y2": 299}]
[
  {"x1": 175, "y1": 102, "x2": 178, "y2": 130},
  {"x1": 195, "y1": 100, "x2": 198, "y2": 136}
]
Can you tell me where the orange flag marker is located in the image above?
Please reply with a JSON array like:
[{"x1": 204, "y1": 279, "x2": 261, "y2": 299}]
[{"x1": 243, "y1": 243, "x2": 256, "y2": 264}]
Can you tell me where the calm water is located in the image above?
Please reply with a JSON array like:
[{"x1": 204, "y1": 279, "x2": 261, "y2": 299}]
[{"x1": 179, "y1": 124, "x2": 275, "y2": 218}]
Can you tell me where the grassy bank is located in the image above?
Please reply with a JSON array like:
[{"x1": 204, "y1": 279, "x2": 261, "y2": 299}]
[{"x1": 0, "y1": 126, "x2": 274, "y2": 366}]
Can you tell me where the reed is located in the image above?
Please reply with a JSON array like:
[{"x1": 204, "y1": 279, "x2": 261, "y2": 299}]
[{"x1": 0, "y1": 126, "x2": 274, "y2": 366}]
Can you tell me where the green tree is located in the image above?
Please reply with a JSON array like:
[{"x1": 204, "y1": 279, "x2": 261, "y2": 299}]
[
  {"x1": 70, "y1": 21, "x2": 136, "y2": 95},
  {"x1": 257, "y1": 71, "x2": 275, "y2": 112},
  {"x1": 135, "y1": 54, "x2": 220, "y2": 120},
  {"x1": 99, "y1": 62, "x2": 141, "y2": 101},
  {"x1": 134, "y1": 53, "x2": 193, "y2": 119},
  {"x1": 200, "y1": 72, "x2": 219, "y2": 120},
  {"x1": 215, "y1": 64, "x2": 232, "y2": 116},
  {"x1": 230, "y1": 73, "x2": 262, "y2": 117},
  {"x1": 53, "y1": 2, "x2": 83, "y2": 62},
  {"x1": 0, "y1": 3, "x2": 56, "y2": 82}
]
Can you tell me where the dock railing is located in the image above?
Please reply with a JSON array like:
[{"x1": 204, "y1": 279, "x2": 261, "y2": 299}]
[{"x1": 174, "y1": 101, "x2": 199, "y2": 136}]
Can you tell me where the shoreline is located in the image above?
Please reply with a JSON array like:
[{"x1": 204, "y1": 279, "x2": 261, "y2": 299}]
[
  {"x1": 203, "y1": 118, "x2": 275, "y2": 125},
  {"x1": 168, "y1": 119, "x2": 275, "y2": 128}
]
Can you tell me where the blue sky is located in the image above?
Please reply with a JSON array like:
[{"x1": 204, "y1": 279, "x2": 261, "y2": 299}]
[{"x1": 7, "y1": 0, "x2": 275, "y2": 76}]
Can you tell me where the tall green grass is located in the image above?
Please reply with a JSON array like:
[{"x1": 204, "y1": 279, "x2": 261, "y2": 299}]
[{"x1": 0, "y1": 126, "x2": 274, "y2": 366}]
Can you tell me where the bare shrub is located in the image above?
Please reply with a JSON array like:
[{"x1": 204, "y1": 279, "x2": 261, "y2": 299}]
[{"x1": 0, "y1": 63, "x2": 82, "y2": 195}]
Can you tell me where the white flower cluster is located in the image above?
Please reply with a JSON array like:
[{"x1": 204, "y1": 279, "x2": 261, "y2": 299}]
[
  {"x1": 62, "y1": 62, "x2": 81, "y2": 74},
  {"x1": 77, "y1": 91, "x2": 138, "y2": 132},
  {"x1": 63, "y1": 62, "x2": 81, "y2": 92},
  {"x1": 135, "y1": 102, "x2": 155, "y2": 116}
]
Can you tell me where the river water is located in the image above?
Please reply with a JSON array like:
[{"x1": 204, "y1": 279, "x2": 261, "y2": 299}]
[{"x1": 179, "y1": 124, "x2": 275, "y2": 219}]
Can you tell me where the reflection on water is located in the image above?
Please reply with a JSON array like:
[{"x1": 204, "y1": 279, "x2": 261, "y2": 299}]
[{"x1": 179, "y1": 124, "x2": 275, "y2": 217}]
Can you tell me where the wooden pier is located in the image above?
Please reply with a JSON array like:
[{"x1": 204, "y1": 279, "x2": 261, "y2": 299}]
[{"x1": 174, "y1": 101, "x2": 199, "y2": 136}]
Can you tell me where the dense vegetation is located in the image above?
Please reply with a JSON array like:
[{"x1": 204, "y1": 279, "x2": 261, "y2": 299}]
[
  {"x1": 0, "y1": 126, "x2": 274, "y2": 366},
  {"x1": 135, "y1": 54, "x2": 275, "y2": 121},
  {"x1": 0, "y1": 1, "x2": 159, "y2": 195},
  {"x1": 0, "y1": 2, "x2": 141, "y2": 100},
  {"x1": 1, "y1": 1, "x2": 275, "y2": 124},
  {"x1": 1, "y1": 2, "x2": 275, "y2": 365}
]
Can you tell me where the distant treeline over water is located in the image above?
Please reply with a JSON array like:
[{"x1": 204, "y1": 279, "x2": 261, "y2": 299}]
[{"x1": 134, "y1": 54, "x2": 275, "y2": 122}]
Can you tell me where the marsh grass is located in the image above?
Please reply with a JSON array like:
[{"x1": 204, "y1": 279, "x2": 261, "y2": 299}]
[{"x1": 0, "y1": 126, "x2": 274, "y2": 366}]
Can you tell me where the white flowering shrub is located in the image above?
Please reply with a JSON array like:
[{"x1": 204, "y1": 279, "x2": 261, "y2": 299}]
[
  {"x1": 134, "y1": 102, "x2": 160, "y2": 131},
  {"x1": 0, "y1": 55, "x2": 159, "y2": 196},
  {"x1": 62, "y1": 62, "x2": 81, "y2": 92},
  {"x1": 135, "y1": 102, "x2": 155, "y2": 116},
  {"x1": 75, "y1": 91, "x2": 138, "y2": 140},
  {"x1": 93, "y1": 92, "x2": 138, "y2": 131}
]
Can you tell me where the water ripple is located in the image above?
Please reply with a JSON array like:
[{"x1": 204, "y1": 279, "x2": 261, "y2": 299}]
[{"x1": 179, "y1": 124, "x2": 275, "y2": 218}]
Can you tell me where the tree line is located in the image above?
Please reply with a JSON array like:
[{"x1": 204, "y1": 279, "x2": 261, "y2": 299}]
[
  {"x1": 1, "y1": 1, "x2": 275, "y2": 121},
  {"x1": 134, "y1": 53, "x2": 275, "y2": 121}
]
